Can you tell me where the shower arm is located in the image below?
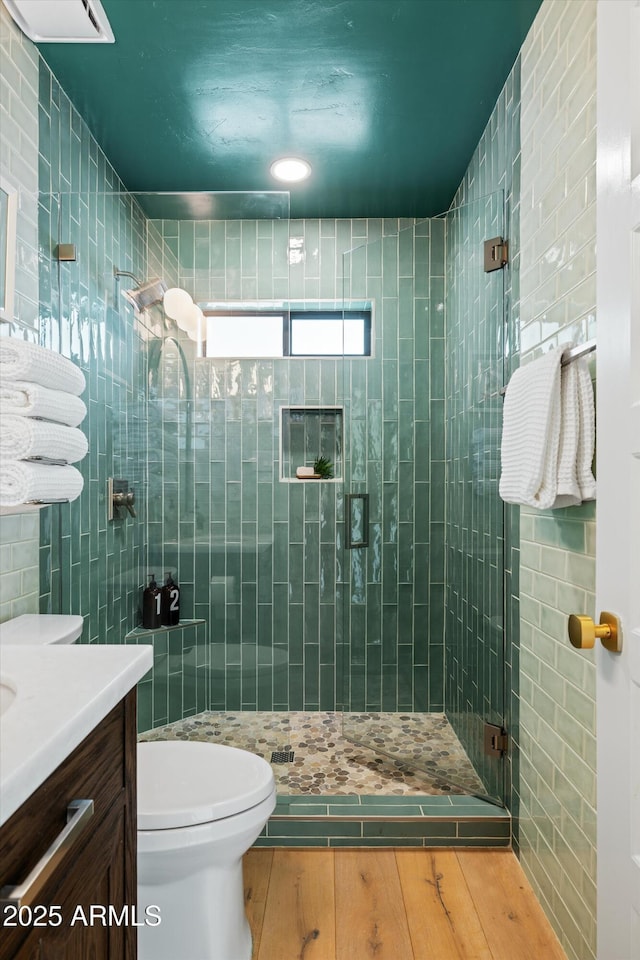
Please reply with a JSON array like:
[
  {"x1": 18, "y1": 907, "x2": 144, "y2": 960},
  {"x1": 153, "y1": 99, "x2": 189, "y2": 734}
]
[{"x1": 113, "y1": 267, "x2": 143, "y2": 286}]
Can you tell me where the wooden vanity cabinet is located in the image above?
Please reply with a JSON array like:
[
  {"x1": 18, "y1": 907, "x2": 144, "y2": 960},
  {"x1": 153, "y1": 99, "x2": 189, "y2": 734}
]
[{"x1": 0, "y1": 690, "x2": 138, "y2": 960}]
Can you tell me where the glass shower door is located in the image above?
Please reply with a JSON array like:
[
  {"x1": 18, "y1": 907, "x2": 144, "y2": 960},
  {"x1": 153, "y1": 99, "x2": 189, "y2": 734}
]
[
  {"x1": 443, "y1": 192, "x2": 509, "y2": 803},
  {"x1": 340, "y1": 203, "x2": 508, "y2": 803},
  {"x1": 339, "y1": 219, "x2": 444, "y2": 783},
  {"x1": 139, "y1": 192, "x2": 295, "y2": 794}
]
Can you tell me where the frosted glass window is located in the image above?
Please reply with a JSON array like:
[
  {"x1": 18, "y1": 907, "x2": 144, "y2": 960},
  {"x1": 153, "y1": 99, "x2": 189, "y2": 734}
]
[
  {"x1": 290, "y1": 316, "x2": 366, "y2": 355},
  {"x1": 203, "y1": 309, "x2": 371, "y2": 358},
  {"x1": 205, "y1": 314, "x2": 284, "y2": 358}
]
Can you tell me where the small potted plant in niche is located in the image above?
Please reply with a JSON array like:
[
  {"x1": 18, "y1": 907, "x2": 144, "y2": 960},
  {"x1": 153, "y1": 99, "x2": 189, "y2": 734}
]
[{"x1": 313, "y1": 455, "x2": 334, "y2": 479}]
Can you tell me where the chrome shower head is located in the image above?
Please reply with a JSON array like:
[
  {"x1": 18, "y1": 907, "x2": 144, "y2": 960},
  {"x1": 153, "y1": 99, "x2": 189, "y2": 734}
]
[
  {"x1": 123, "y1": 277, "x2": 168, "y2": 312},
  {"x1": 114, "y1": 268, "x2": 168, "y2": 313}
]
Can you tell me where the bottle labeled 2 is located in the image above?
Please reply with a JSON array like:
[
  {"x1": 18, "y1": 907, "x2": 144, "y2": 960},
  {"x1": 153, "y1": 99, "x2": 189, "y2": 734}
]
[{"x1": 161, "y1": 572, "x2": 180, "y2": 626}]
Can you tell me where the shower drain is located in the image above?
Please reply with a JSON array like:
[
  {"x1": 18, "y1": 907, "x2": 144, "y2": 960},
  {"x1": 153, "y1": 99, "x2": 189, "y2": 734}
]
[{"x1": 270, "y1": 750, "x2": 295, "y2": 763}]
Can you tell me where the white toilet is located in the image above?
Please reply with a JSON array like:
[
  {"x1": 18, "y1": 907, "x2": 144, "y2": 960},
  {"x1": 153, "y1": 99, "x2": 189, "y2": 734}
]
[
  {"x1": 137, "y1": 740, "x2": 276, "y2": 960},
  {"x1": 0, "y1": 613, "x2": 84, "y2": 645},
  {"x1": 0, "y1": 613, "x2": 276, "y2": 960}
]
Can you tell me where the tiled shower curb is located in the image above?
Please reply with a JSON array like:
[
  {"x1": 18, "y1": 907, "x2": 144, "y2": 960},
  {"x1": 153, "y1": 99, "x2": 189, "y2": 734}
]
[{"x1": 256, "y1": 794, "x2": 511, "y2": 848}]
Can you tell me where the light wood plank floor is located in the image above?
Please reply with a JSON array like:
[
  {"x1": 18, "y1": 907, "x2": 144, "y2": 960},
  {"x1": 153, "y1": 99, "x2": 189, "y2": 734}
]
[{"x1": 244, "y1": 848, "x2": 568, "y2": 960}]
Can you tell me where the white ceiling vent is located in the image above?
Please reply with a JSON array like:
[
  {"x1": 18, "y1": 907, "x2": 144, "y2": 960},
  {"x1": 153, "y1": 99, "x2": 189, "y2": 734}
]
[{"x1": 2, "y1": 0, "x2": 115, "y2": 43}]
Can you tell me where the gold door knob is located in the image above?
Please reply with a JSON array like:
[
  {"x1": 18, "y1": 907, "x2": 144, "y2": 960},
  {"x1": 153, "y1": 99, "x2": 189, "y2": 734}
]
[{"x1": 568, "y1": 612, "x2": 622, "y2": 652}]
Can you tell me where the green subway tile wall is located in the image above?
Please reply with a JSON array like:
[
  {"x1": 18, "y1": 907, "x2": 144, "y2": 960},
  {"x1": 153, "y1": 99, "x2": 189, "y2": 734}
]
[
  {"x1": 0, "y1": 513, "x2": 40, "y2": 619},
  {"x1": 35, "y1": 53, "x2": 162, "y2": 649},
  {"x1": 517, "y1": 3, "x2": 597, "y2": 957},
  {"x1": 146, "y1": 216, "x2": 446, "y2": 714},
  {"x1": 0, "y1": 5, "x2": 41, "y2": 618},
  {"x1": 0, "y1": 0, "x2": 174, "y2": 671},
  {"x1": 445, "y1": 60, "x2": 522, "y2": 804}
]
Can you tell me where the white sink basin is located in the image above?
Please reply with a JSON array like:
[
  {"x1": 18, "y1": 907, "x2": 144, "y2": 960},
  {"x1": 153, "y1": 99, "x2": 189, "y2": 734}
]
[
  {"x1": 0, "y1": 645, "x2": 153, "y2": 827},
  {"x1": 0, "y1": 677, "x2": 16, "y2": 716}
]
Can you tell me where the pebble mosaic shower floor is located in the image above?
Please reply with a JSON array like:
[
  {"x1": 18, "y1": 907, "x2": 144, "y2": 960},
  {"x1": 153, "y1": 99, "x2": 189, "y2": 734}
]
[{"x1": 139, "y1": 711, "x2": 485, "y2": 796}]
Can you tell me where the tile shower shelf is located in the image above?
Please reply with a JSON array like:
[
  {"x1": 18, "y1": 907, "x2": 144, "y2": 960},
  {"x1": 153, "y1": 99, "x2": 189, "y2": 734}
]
[
  {"x1": 125, "y1": 619, "x2": 205, "y2": 640},
  {"x1": 279, "y1": 405, "x2": 344, "y2": 483},
  {"x1": 0, "y1": 503, "x2": 51, "y2": 516},
  {"x1": 282, "y1": 477, "x2": 343, "y2": 484}
]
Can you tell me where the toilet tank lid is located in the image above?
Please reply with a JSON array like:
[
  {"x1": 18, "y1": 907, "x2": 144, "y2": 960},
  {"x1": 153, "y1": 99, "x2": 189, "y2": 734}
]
[
  {"x1": 137, "y1": 741, "x2": 276, "y2": 830},
  {"x1": 0, "y1": 614, "x2": 84, "y2": 645}
]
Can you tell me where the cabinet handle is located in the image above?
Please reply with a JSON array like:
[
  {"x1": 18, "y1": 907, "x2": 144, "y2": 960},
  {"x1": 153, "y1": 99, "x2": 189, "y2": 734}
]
[{"x1": 0, "y1": 798, "x2": 94, "y2": 908}]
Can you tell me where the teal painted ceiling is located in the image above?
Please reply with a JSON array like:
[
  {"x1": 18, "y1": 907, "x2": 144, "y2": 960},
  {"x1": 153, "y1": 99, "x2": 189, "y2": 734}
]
[{"x1": 37, "y1": 0, "x2": 541, "y2": 219}]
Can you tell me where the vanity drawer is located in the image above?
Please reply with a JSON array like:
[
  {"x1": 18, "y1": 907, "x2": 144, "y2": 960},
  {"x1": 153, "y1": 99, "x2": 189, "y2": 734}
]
[
  {"x1": 0, "y1": 690, "x2": 137, "y2": 960},
  {"x1": 0, "y1": 691, "x2": 134, "y2": 909}
]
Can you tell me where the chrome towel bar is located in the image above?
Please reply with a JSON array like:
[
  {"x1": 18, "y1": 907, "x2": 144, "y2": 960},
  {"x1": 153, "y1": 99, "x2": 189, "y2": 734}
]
[{"x1": 496, "y1": 339, "x2": 596, "y2": 398}]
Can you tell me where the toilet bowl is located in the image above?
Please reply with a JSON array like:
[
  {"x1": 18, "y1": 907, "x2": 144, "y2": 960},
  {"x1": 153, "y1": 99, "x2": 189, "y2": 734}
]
[
  {"x1": 137, "y1": 740, "x2": 276, "y2": 960},
  {"x1": 0, "y1": 615, "x2": 275, "y2": 960}
]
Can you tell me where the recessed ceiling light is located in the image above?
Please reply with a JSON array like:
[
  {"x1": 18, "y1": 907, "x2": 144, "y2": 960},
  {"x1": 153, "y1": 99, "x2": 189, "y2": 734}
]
[{"x1": 270, "y1": 157, "x2": 312, "y2": 183}]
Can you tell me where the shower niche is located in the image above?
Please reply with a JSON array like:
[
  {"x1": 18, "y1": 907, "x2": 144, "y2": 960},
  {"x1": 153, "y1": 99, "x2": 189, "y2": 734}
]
[{"x1": 279, "y1": 405, "x2": 343, "y2": 482}]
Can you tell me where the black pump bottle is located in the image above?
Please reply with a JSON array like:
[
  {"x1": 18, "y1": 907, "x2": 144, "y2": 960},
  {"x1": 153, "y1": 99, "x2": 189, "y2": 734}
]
[
  {"x1": 142, "y1": 574, "x2": 162, "y2": 629},
  {"x1": 161, "y1": 571, "x2": 180, "y2": 626}
]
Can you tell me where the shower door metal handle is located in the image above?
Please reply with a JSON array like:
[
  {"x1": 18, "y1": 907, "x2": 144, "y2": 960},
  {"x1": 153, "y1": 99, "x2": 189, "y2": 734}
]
[{"x1": 345, "y1": 493, "x2": 369, "y2": 549}]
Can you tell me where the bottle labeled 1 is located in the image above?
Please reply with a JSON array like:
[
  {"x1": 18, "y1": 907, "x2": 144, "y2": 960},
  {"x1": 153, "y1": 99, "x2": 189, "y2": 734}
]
[{"x1": 142, "y1": 575, "x2": 162, "y2": 629}]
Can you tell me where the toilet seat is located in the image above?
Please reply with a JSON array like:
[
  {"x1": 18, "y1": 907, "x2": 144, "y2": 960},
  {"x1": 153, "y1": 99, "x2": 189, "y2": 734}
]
[{"x1": 137, "y1": 740, "x2": 275, "y2": 830}]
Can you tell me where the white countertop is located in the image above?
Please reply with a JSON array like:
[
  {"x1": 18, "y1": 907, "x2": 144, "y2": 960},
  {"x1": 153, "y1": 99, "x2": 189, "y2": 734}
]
[{"x1": 0, "y1": 644, "x2": 153, "y2": 827}]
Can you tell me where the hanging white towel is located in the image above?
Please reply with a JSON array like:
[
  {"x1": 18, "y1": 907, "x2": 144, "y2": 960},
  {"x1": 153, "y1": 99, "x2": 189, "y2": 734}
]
[
  {"x1": 0, "y1": 339, "x2": 85, "y2": 396},
  {"x1": 550, "y1": 360, "x2": 582, "y2": 509},
  {"x1": 0, "y1": 460, "x2": 84, "y2": 506},
  {"x1": 500, "y1": 344, "x2": 597, "y2": 510},
  {"x1": 575, "y1": 357, "x2": 597, "y2": 501},
  {"x1": 0, "y1": 415, "x2": 88, "y2": 464},
  {"x1": 499, "y1": 346, "x2": 565, "y2": 509},
  {"x1": 0, "y1": 380, "x2": 87, "y2": 427}
]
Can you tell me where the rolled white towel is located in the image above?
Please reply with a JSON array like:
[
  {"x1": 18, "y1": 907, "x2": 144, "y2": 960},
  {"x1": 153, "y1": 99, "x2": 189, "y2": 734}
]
[
  {"x1": 0, "y1": 339, "x2": 85, "y2": 395},
  {"x1": 0, "y1": 380, "x2": 87, "y2": 427},
  {"x1": 0, "y1": 460, "x2": 84, "y2": 506},
  {"x1": 0, "y1": 415, "x2": 88, "y2": 464}
]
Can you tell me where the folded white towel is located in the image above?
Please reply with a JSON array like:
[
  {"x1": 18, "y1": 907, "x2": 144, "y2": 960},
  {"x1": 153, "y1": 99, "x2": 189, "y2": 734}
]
[
  {"x1": 0, "y1": 380, "x2": 87, "y2": 427},
  {"x1": 0, "y1": 339, "x2": 85, "y2": 396},
  {"x1": 0, "y1": 415, "x2": 88, "y2": 464},
  {"x1": 499, "y1": 346, "x2": 564, "y2": 509},
  {"x1": 0, "y1": 460, "x2": 84, "y2": 506}
]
